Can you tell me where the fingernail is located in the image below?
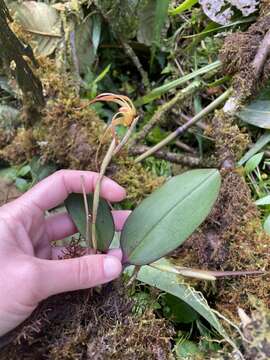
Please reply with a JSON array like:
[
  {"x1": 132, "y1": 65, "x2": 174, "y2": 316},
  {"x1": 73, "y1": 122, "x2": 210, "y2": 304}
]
[{"x1": 104, "y1": 256, "x2": 121, "y2": 278}]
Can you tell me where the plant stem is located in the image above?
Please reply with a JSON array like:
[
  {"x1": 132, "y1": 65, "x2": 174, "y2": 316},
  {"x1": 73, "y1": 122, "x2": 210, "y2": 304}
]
[
  {"x1": 92, "y1": 139, "x2": 117, "y2": 251},
  {"x1": 133, "y1": 80, "x2": 202, "y2": 144},
  {"x1": 114, "y1": 116, "x2": 140, "y2": 155},
  {"x1": 135, "y1": 60, "x2": 222, "y2": 106},
  {"x1": 135, "y1": 88, "x2": 232, "y2": 163},
  {"x1": 80, "y1": 175, "x2": 91, "y2": 248}
]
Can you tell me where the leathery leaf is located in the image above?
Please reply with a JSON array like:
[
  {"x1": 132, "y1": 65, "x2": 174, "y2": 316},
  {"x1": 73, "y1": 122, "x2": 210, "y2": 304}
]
[
  {"x1": 65, "y1": 193, "x2": 115, "y2": 252},
  {"x1": 120, "y1": 169, "x2": 221, "y2": 265}
]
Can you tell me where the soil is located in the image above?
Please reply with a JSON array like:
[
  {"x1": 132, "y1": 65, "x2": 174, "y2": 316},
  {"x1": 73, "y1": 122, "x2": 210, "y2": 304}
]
[{"x1": 0, "y1": 282, "x2": 175, "y2": 360}]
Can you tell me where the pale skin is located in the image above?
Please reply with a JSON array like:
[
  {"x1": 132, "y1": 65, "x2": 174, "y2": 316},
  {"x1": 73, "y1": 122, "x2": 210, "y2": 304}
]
[{"x1": 0, "y1": 170, "x2": 130, "y2": 337}]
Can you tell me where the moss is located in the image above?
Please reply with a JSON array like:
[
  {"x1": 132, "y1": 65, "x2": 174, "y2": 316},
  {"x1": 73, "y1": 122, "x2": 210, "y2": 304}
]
[
  {"x1": 260, "y1": 1, "x2": 270, "y2": 16},
  {"x1": 0, "y1": 128, "x2": 35, "y2": 164},
  {"x1": 205, "y1": 110, "x2": 250, "y2": 164},
  {"x1": 1, "y1": 281, "x2": 174, "y2": 360},
  {"x1": 0, "y1": 56, "x2": 163, "y2": 206},
  {"x1": 114, "y1": 156, "x2": 164, "y2": 206},
  {"x1": 173, "y1": 170, "x2": 270, "y2": 321},
  {"x1": 219, "y1": 15, "x2": 270, "y2": 99}
]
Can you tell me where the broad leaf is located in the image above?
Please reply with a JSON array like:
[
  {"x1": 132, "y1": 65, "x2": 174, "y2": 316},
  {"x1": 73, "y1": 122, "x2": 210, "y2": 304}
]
[
  {"x1": 126, "y1": 260, "x2": 228, "y2": 340},
  {"x1": 255, "y1": 195, "x2": 270, "y2": 206},
  {"x1": 237, "y1": 100, "x2": 270, "y2": 129},
  {"x1": 135, "y1": 61, "x2": 221, "y2": 106},
  {"x1": 65, "y1": 193, "x2": 115, "y2": 252},
  {"x1": 238, "y1": 132, "x2": 270, "y2": 166},
  {"x1": 169, "y1": 0, "x2": 198, "y2": 16},
  {"x1": 175, "y1": 340, "x2": 201, "y2": 359},
  {"x1": 30, "y1": 157, "x2": 57, "y2": 184},
  {"x1": 163, "y1": 293, "x2": 199, "y2": 323},
  {"x1": 10, "y1": 1, "x2": 61, "y2": 57},
  {"x1": 244, "y1": 152, "x2": 264, "y2": 174},
  {"x1": 121, "y1": 169, "x2": 221, "y2": 265},
  {"x1": 74, "y1": 17, "x2": 96, "y2": 74},
  {"x1": 137, "y1": 0, "x2": 169, "y2": 65}
]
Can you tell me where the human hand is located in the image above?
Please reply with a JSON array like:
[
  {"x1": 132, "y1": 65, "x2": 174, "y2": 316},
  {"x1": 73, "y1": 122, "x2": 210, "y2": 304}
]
[{"x1": 0, "y1": 170, "x2": 130, "y2": 336}]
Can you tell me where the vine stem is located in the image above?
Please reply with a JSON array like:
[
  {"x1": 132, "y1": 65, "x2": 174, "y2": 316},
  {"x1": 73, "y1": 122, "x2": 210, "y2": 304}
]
[
  {"x1": 92, "y1": 139, "x2": 117, "y2": 251},
  {"x1": 135, "y1": 88, "x2": 232, "y2": 163}
]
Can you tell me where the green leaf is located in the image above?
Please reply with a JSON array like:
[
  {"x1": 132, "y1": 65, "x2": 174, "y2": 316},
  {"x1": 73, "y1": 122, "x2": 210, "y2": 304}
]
[
  {"x1": 0, "y1": 167, "x2": 17, "y2": 181},
  {"x1": 17, "y1": 165, "x2": 31, "y2": 177},
  {"x1": 65, "y1": 193, "x2": 115, "y2": 252},
  {"x1": 92, "y1": 14, "x2": 101, "y2": 56},
  {"x1": 244, "y1": 152, "x2": 264, "y2": 174},
  {"x1": 93, "y1": 64, "x2": 111, "y2": 85},
  {"x1": 74, "y1": 17, "x2": 96, "y2": 74},
  {"x1": 15, "y1": 177, "x2": 30, "y2": 192},
  {"x1": 135, "y1": 61, "x2": 221, "y2": 106},
  {"x1": 237, "y1": 100, "x2": 270, "y2": 129},
  {"x1": 137, "y1": 0, "x2": 169, "y2": 67},
  {"x1": 151, "y1": 0, "x2": 169, "y2": 63},
  {"x1": 238, "y1": 132, "x2": 270, "y2": 166},
  {"x1": 175, "y1": 340, "x2": 200, "y2": 359},
  {"x1": 169, "y1": 0, "x2": 198, "y2": 16},
  {"x1": 163, "y1": 293, "x2": 199, "y2": 323},
  {"x1": 137, "y1": 1, "x2": 156, "y2": 46},
  {"x1": 10, "y1": 1, "x2": 61, "y2": 57},
  {"x1": 255, "y1": 195, "x2": 270, "y2": 206},
  {"x1": 264, "y1": 215, "x2": 270, "y2": 235},
  {"x1": 128, "y1": 261, "x2": 228, "y2": 339},
  {"x1": 30, "y1": 157, "x2": 57, "y2": 183},
  {"x1": 121, "y1": 169, "x2": 221, "y2": 265}
]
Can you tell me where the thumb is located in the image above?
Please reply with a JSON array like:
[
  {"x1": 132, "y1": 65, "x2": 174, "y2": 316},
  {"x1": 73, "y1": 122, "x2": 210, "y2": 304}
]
[{"x1": 35, "y1": 254, "x2": 122, "y2": 300}]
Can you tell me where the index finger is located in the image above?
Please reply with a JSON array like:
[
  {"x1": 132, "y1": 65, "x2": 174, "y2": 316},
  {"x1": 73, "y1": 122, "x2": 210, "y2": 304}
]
[{"x1": 20, "y1": 170, "x2": 126, "y2": 211}]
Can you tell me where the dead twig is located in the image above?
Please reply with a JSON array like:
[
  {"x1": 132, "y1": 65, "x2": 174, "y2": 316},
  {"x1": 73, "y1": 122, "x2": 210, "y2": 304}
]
[
  {"x1": 224, "y1": 28, "x2": 270, "y2": 114},
  {"x1": 130, "y1": 145, "x2": 201, "y2": 166},
  {"x1": 252, "y1": 28, "x2": 270, "y2": 77},
  {"x1": 175, "y1": 140, "x2": 197, "y2": 154}
]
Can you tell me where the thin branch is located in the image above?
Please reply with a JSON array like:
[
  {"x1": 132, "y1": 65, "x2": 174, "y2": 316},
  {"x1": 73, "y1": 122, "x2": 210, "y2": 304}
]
[
  {"x1": 131, "y1": 145, "x2": 201, "y2": 166},
  {"x1": 252, "y1": 28, "x2": 270, "y2": 77},
  {"x1": 121, "y1": 40, "x2": 150, "y2": 89},
  {"x1": 224, "y1": 29, "x2": 270, "y2": 114},
  {"x1": 175, "y1": 140, "x2": 197, "y2": 154},
  {"x1": 133, "y1": 81, "x2": 202, "y2": 144},
  {"x1": 135, "y1": 89, "x2": 232, "y2": 163}
]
